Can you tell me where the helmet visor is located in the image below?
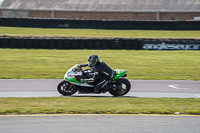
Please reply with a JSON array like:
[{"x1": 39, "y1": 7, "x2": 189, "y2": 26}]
[{"x1": 87, "y1": 59, "x2": 94, "y2": 66}]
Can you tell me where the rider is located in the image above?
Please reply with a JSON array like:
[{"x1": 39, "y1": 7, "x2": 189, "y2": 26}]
[{"x1": 80, "y1": 55, "x2": 113, "y2": 93}]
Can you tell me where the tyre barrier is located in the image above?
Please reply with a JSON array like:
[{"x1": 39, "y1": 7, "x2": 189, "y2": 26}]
[
  {"x1": 1, "y1": 17, "x2": 200, "y2": 30},
  {"x1": 0, "y1": 37, "x2": 200, "y2": 50}
]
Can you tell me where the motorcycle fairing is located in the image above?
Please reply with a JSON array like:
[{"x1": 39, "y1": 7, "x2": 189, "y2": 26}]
[
  {"x1": 112, "y1": 69, "x2": 127, "y2": 80},
  {"x1": 64, "y1": 64, "x2": 127, "y2": 85}
]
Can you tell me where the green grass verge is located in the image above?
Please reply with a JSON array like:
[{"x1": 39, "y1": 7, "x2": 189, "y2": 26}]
[
  {"x1": 0, "y1": 49, "x2": 200, "y2": 80},
  {"x1": 1, "y1": 27, "x2": 200, "y2": 38},
  {"x1": 0, "y1": 97, "x2": 200, "y2": 115}
]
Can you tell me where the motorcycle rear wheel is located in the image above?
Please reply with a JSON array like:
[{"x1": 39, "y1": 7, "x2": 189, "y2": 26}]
[
  {"x1": 109, "y1": 78, "x2": 131, "y2": 96},
  {"x1": 57, "y1": 80, "x2": 78, "y2": 96}
]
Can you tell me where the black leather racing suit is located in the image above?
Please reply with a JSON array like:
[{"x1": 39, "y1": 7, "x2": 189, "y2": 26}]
[{"x1": 83, "y1": 61, "x2": 113, "y2": 93}]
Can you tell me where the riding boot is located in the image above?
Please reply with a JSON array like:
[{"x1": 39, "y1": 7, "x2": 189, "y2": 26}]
[
  {"x1": 102, "y1": 85, "x2": 112, "y2": 93},
  {"x1": 94, "y1": 91, "x2": 101, "y2": 94},
  {"x1": 101, "y1": 88, "x2": 107, "y2": 93}
]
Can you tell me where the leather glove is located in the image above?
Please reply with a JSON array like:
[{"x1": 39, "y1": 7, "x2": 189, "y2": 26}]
[{"x1": 80, "y1": 78, "x2": 86, "y2": 83}]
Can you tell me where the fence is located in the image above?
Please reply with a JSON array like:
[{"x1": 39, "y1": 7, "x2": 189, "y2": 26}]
[
  {"x1": 0, "y1": 17, "x2": 200, "y2": 30},
  {"x1": 0, "y1": 37, "x2": 200, "y2": 50}
]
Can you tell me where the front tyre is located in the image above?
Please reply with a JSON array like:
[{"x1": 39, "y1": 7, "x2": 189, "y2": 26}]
[
  {"x1": 57, "y1": 80, "x2": 77, "y2": 96},
  {"x1": 109, "y1": 78, "x2": 131, "y2": 96}
]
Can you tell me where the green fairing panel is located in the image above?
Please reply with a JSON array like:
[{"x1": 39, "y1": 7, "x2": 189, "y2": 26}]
[
  {"x1": 112, "y1": 69, "x2": 127, "y2": 80},
  {"x1": 65, "y1": 77, "x2": 81, "y2": 83}
]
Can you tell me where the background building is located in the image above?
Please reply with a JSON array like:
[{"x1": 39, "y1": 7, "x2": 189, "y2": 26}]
[{"x1": 0, "y1": 0, "x2": 200, "y2": 21}]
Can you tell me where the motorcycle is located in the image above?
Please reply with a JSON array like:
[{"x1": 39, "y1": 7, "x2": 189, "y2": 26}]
[{"x1": 57, "y1": 64, "x2": 131, "y2": 96}]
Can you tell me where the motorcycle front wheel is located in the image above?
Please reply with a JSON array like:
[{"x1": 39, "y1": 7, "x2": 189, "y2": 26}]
[
  {"x1": 57, "y1": 80, "x2": 78, "y2": 96},
  {"x1": 109, "y1": 78, "x2": 131, "y2": 96}
]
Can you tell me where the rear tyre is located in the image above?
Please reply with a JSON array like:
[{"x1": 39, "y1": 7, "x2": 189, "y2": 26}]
[
  {"x1": 109, "y1": 78, "x2": 131, "y2": 96},
  {"x1": 57, "y1": 80, "x2": 77, "y2": 96}
]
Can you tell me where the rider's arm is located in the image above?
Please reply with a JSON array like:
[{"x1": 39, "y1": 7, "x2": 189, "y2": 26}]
[
  {"x1": 85, "y1": 71, "x2": 99, "y2": 83},
  {"x1": 80, "y1": 63, "x2": 88, "y2": 67}
]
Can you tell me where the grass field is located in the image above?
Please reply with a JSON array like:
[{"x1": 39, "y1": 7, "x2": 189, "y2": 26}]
[
  {"x1": 0, "y1": 97, "x2": 200, "y2": 115},
  {"x1": 1, "y1": 27, "x2": 200, "y2": 38},
  {"x1": 0, "y1": 49, "x2": 200, "y2": 80}
]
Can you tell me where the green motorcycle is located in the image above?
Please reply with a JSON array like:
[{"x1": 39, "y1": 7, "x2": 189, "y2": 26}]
[{"x1": 57, "y1": 64, "x2": 131, "y2": 96}]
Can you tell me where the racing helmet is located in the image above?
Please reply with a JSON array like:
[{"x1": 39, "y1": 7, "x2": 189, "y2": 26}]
[{"x1": 87, "y1": 55, "x2": 99, "y2": 67}]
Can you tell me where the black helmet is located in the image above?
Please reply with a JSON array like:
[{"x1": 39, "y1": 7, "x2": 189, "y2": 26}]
[{"x1": 87, "y1": 55, "x2": 99, "y2": 67}]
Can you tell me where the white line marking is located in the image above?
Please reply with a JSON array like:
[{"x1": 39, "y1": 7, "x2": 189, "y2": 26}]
[
  {"x1": 168, "y1": 84, "x2": 179, "y2": 89},
  {"x1": 168, "y1": 84, "x2": 189, "y2": 89},
  {"x1": 195, "y1": 94, "x2": 200, "y2": 98}
]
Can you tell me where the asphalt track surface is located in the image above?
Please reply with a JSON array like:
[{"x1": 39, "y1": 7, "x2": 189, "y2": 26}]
[
  {"x1": 0, "y1": 79, "x2": 200, "y2": 98},
  {"x1": 0, "y1": 114, "x2": 200, "y2": 133}
]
